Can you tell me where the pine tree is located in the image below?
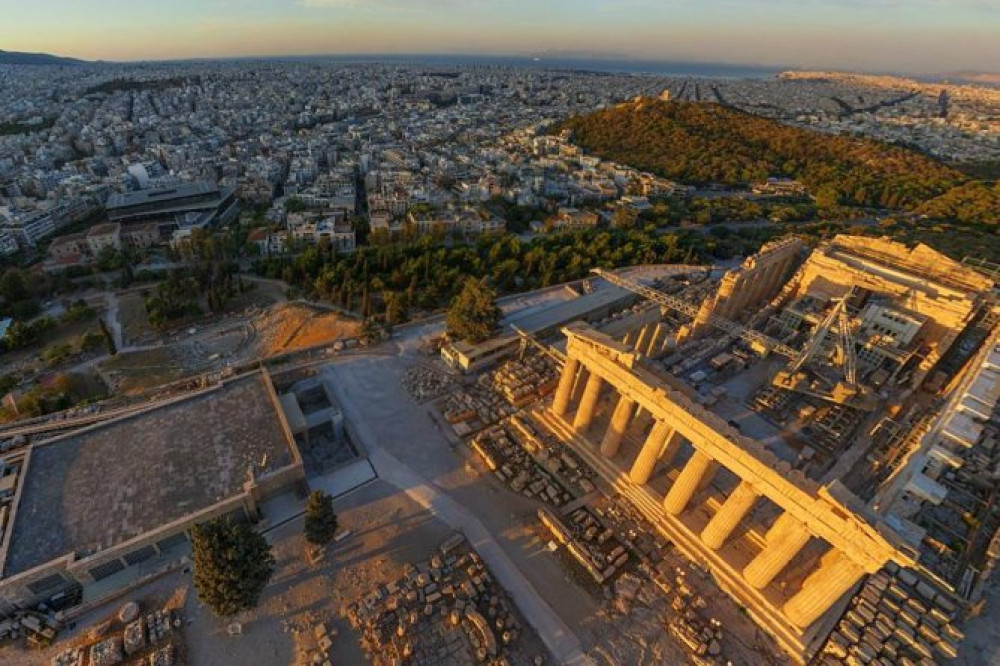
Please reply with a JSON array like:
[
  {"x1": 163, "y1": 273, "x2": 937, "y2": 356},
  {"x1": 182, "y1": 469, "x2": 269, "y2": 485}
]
[
  {"x1": 359, "y1": 318, "x2": 380, "y2": 346},
  {"x1": 190, "y1": 517, "x2": 275, "y2": 617},
  {"x1": 98, "y1": 317, "x2": 117, "y2": 356},
  {"x1": 385, "y1": 292, "x2": 405, "y2": 326},
  {"x1": 446, "y1": 278, "x2": 501, "y2": 344},
  {"x1": 361, "y1": 284, "x2": 371, "y2": 318},
  {"x1": 303, "y1": 490, "x2": 339, "y2": 546}
]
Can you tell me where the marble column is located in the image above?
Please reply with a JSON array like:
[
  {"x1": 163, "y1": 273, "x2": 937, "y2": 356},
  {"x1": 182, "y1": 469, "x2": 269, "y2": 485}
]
[
  {"x1": 783, "y1": 550, "x2": 865, "y2": 629},
  {"x1": 700, "y1": 480, "x2": 761, "y2": 550},
  {"x1": 551, "y1": 357, "x2": 580, "y2": 418},
  {"x1": 630, "y1": 421, "x2": 669, "y2": 484},
  {"x1": 631, "y1": 425, "x2": 684, "y2": 485},
  {"x1": 600, "y1": 394, "x2": 636, "y2": 457},
  {"x1": 635, "y1": 324, "x2": 654, "y2": 356},
  {"x1": 663, "y1": 450, "x2": 714, "y2": 515},
  {"x1": 645, "y1": 323, "x2": 664, "y2": 357},
  {"x1": 742, "y1": 512, "x2": 812, "y2": 590},
  {"x1": 572, "y1": 372, "x2": 604, "y2": 433}
]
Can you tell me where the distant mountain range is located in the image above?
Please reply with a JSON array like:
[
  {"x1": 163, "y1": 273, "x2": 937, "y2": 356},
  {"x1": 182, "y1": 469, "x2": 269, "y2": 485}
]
[
  {"x1": 941, "y1": 71, "x2": 1000, "y2": 86},
  {"x1": 0, "y1": 49, "x2": 87, "y2": 66}
]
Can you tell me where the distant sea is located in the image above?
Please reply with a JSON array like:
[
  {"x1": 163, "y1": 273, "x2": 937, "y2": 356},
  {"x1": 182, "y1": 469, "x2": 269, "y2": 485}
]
[{"x1": 206, "y1": 53, "x2": 782, "y2": 80}]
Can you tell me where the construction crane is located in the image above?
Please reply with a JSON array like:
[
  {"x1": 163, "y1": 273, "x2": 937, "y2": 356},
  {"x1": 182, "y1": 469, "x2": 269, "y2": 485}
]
[
  {"x1": 594, "y1": 268, "x2": 876, "y2": 409},
  {"x1": 772, "y1": 289, "x2": 876, "y2": 410},
  {"x1": 512, "y1": 325, "x2": 566, "y2": 365},
  {"x1": 591, "y1": 268, "x2": 799, "y2": 358},
  {"x1": 838, "y1": 304, "x2": 858, "y2": 387},
  {"x1": 778, "y1": 295, "x2": 847, "y2": 380}
]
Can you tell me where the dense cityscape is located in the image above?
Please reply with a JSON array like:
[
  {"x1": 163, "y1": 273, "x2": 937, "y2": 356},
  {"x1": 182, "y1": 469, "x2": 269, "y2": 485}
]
[{"x1": 0, "y1": 34, "x2": 999, "y2": 666}]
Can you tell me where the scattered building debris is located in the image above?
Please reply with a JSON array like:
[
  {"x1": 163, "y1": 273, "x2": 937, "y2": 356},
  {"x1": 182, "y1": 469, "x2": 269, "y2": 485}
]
[
  {"x1": 469, "y1": 416, "x2": 595, "y2": 504},
  {"x1": 402, "y1": 366, "x2": 456, "y2": 402},
  {"x1": 490, "y1": 354, "x2": 559, "y2": 407},
  {"x1": 347, "y1": 534, "x2": 548, "y2": 666},
  {"x1": 817, "y1": 564, "x2": 964, "y2": 665}
]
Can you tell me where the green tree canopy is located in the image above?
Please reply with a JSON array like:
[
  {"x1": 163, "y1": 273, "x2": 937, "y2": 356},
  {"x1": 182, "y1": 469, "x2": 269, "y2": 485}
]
[
  {"x1": 446, "y1": 277, "x2": 502, "y2": 344},
  {"x1": 557, "y1": 99, "x2": 973, "y2": 214},
  {"x1": 190, "y1": 516, "x2": 275, "y2": 617},
  {"x1": 303, "y1": 490, "x2": 339, "y2": 546}
]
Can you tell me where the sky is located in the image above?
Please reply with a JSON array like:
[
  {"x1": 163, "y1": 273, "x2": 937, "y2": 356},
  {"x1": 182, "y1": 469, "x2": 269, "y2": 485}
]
[{"x1": 2, "y1": 0, "x2": 999, "y2": 74}]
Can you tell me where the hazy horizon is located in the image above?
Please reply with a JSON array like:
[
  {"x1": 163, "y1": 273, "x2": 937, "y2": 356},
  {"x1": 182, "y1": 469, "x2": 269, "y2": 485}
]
[{"x1": 3, "y1": 0, "x2": 1000, "y2": 75}]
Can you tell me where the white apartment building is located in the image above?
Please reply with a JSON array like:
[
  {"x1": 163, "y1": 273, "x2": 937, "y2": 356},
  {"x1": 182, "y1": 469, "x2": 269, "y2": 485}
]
[
  {"x1": 0, "y1": 228, "x2": 20, "y2": 257},
  {"x1": 6, "y1": 210, "x2": 57, "y2": 248}
]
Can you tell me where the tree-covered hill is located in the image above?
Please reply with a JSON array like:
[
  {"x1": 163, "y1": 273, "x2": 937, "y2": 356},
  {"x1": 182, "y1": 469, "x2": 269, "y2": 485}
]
[
  {"x1": 556, "y1": 99, "x2": 974, "y2": 212},
  {"x1": 914, "y1": 181, "x2": 1000, "y2": 224}
]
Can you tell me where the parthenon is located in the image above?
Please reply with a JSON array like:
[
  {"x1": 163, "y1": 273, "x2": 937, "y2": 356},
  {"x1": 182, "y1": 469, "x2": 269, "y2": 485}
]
[
  {"x1": 528, "y1": 235, "x2": 1000, "y2": 660},
  {"x1": 541, "y1": 322, "x2": 915, "y2": 647}
]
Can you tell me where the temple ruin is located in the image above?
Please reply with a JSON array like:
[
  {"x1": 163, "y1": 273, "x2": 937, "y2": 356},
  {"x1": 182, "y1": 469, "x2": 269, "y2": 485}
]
[{"x1": 529, "y1": 235, "x2": 999, "y2": 661}]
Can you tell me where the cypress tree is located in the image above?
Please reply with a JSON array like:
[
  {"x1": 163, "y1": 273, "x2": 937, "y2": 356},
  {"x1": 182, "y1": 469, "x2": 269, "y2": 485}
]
[
  {"x1": 190, "y1": 517, "x2": 275, "y2": 617},
  {"x1": 304, "y1": 490, "x2": 339, "y2": 546}
]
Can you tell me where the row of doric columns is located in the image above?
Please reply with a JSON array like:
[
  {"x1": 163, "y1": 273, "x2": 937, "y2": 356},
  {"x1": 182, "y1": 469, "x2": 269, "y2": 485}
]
[
  {"x1": 620, "y1": 321, "x2": 670, "y2": 359},
  {"x1": 549, "y1": 352, "x2": 869, "y2": 630}
]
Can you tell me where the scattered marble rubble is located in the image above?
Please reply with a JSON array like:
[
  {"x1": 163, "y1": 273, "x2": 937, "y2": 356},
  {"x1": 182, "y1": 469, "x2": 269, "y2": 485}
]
[
  {"x1": 816, "y1": 564, "x2": 964, "y2": 665},
  {"x1": 50, "y1": 646, "x2": 85, "y2": 666},
  {"x1": 123, "y1": 619, "x2": 146, "y2": 655},
  {"x1": 0, "y1": 609, "x2": 60, "y2": 647},
  {"x1": 564, "y1": 490, "x2": 734, "y2": 664},
  {"x1": 441, "y1": 354, "x2": 564, "y2": 436},
  {"x1": 443, "y1": 379, "x2": 517, "y2": 435},
  {"x1": 51, "y1": 604, "x2": 180, "y2": 666},
  {"x1": 470, "y1": 415, "x2": 596, "y2": 503},
  {"x1": 490, "y1": 355, "x2": 558, "y2": 407},
  {"x1": 347, "y1": 534, "x2": 547, "y2": 666},
  {"x1": 538, "y1": 506, "x2": 630, "y2": 584},
  {"x1": 592, "y1": 495, "x2": 676, "y2": 567},
  {"x1": 148, "y1": 645, "x2": 176, "y2": 666},
  {"x1": 470, "y1": 426, "x2": 572, "y2": 507},
  {"x1": 284, "y1": 608, "x2": 338, "y2": 665},
  {"x1": 402, "y1": 366, "x2": 455, "y2": 402},
  {"x1": 518, "y1": 417, "x2": 597, "y2": 494},
  {"x1": 89, "y1": 636, "x2": 124, "y2": 666}
]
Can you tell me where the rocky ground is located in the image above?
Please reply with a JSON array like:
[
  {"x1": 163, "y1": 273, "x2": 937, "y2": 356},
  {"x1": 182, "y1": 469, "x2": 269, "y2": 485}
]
[
  {"x1": 248, "y1": 303, "x2": 360, "y2": 358},
  {"x1": 183, "y1": 480, "x2": 454, "y2": 666},
  {"x1": 0, "y1": 480, "x2": 454, "y2": 666}
]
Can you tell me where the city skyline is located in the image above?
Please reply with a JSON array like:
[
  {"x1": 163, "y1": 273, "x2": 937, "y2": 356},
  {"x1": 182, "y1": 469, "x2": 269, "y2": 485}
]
[
  {"x1": 3, "y1": 0, "x2": 1000, "y2": 74},
  {"x1": 3, "y1": 1, "x2": 1000, "y2": 662}
]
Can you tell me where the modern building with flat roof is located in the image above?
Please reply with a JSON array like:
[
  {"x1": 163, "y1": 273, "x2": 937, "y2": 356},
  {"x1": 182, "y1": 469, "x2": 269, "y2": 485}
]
[
  {"x1": 441, "y1": 281, "x2": 638, "y2": 373},
  {"x1": 105, "y1": 181, "x2": 238, "y2": 231},
  {"x1": 0, "y1": 370, "x2": 305, "y2": 611}
]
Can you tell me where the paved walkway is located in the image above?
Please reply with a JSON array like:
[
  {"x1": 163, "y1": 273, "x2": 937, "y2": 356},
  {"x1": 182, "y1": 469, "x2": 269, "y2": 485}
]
[{"x1": 325, "y1": 367, "x2": 594, "y2": 666}]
